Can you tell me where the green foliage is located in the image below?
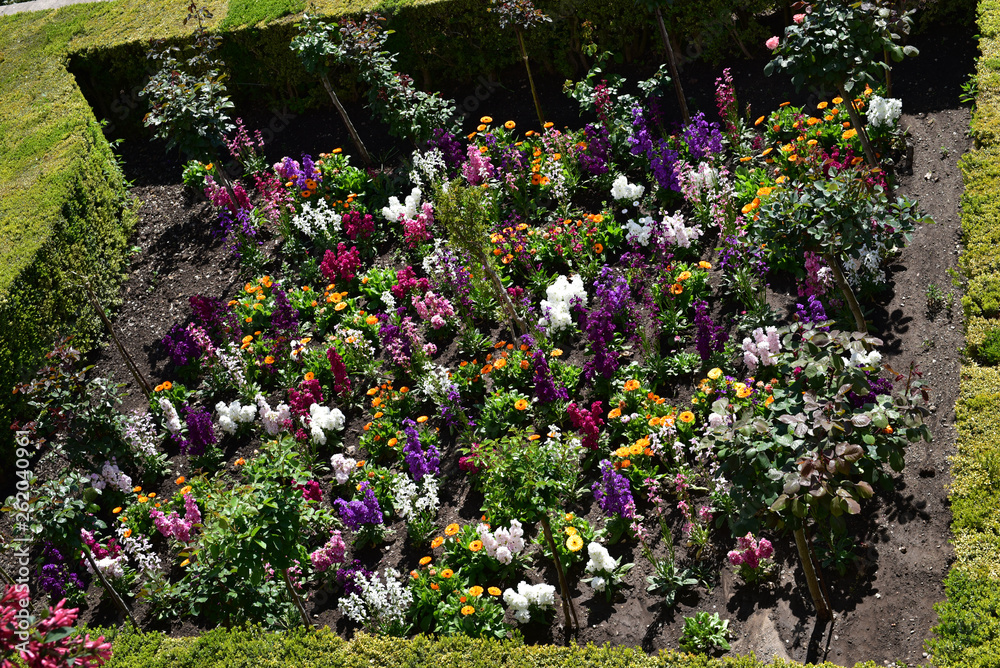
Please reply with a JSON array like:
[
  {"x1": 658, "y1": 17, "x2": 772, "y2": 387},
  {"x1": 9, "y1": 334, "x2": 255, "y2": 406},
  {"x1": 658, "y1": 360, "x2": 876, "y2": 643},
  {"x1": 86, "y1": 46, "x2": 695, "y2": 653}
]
[
  {"x1": 222, "y1": 0, "x2": 305, "y2": 28},
  {"x1": 96, "y1": 624, "x2": 879, "y2": 668},
  {"x1": 764, "y1": 0, "x2": 917, "y2": 93},
  {"x1": 679, "y1": 612, "x2": 731, "y2": 653}
]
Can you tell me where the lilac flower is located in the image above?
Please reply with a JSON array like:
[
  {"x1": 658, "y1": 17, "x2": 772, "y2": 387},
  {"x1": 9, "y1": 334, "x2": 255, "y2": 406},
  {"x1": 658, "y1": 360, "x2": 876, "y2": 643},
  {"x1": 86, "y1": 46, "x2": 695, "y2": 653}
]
[
  {"x1": 335, "y1": 482, "x2": 384, "y2": 530},
  {"x1": 177, "y1": 405, "x2": 216, "y2": 456},
  {"x1": 628, "y1": 107, "x2": 681, "y2": 192},
  {"x1": 848, "y1": 371, "x2": 894, "y2": 409},
  {"x1": 428, "y1": 129, "x2": 465, "y2": 172},
  {"x1": 38, "y1": 544, "x2": 86, "y2": 601},
  {"x1": 578, "y1": 123, "x2": 610, "y2": 175},
  {"x1": 681, "y1": 111, "x2": 724, "y2": 161},
  {"x1": 795, "y1": 294, "x2": 830, "y2": 330},
  {"x1": 592, "y1": 460, "x2": 636, "y2": 519},
  {"x1": 402, "y1": 418, "x2": 440, "y2": 483},
  {"x1": 694, "y1": 299, "x2": 728, "y2": 362}
]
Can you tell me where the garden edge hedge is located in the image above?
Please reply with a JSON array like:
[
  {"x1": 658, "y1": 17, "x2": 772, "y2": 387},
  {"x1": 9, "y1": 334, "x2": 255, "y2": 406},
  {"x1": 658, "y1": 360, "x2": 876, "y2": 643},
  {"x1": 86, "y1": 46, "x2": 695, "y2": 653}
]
[
  {"x1": 924, "y1": 1, "x2": 1000, "y2": 666},
  {"x1": 96, "y1": 624, "x2": 882, "y2": 668}
]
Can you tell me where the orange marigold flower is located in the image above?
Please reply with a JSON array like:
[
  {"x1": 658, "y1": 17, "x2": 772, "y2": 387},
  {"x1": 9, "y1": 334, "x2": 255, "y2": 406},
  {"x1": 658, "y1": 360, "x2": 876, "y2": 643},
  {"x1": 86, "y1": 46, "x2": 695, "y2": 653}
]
[
  {"x1": 488, "y1": 586, "x2": 502, "y2": 596},
  {"x1": 417, "y1": 416, "x2": 429, "y2": 423},
  {"x1": 505, "y1": 120, "x2": 516, "y2": 129},
  {"x1": 431, "y1": 536, "x2": 444, "y2": 548},
  {"x1": 594, "y1": 243, "x2": 604, "y2": 253},
  {"x1": 670, "y1": 283, "x2": 684, "y2": 295},
  {"x1": 677, "y1": 270, "x2": 692, "y2": 281},
  {"x1": 624, "y1": 379, "x2": 640, "y2": 392},
  {"x1": 442, "y1": 568, "x2": 454, "y2": 578},
  {"x1": 679, "y1": 411, "x2": 695, "y2": 424},
  {"x1": 461, "y1": 605, "x2": 475, "y2": 616},
  {"x1": 445, "y1": 523, "x2": 460, "y2": 536},
  {"x1": 608, "y1": 407, "x2": 622, "y2": 419},
  {"x1": 514, "y1": 399, "x2": 529, "y2": 411},
  {"x1": 527, "y1": 434, "x2": 541, "y2": 441},
  {"x1": 519, "y1": 359, "x2": 530, "y2": 370},
  {"x1": 481, "y1": 364, "x2": 493, "y2": 374},
  {"x1": 550, "y1": 348, "x2": 563, "y2": 357},
  {"x1": 180, "y1": 485, "x2": 193, "y2": 494},
  {"x1": 494, "y1": 358, "x2": 507, "y2": 369},
  {"x1": 430, "y1": 583, "x2": 440, "y2": 590},
  {"x1": 480, "y1": 116, "x2": 493, "y2": 124},
  {"x1": 469, "y1": 540, "x2": 484, "y2": 552},
  {"x1": 113, "y1": 507, "x2": 122, "y2": 514},
  {"x1": 566, "y1": 535, "x2": 584, "y2": 552},
  {"x1": 305, "y1": 372, "x2": 315, "y2": 381},
  {"x1": 388, "y1": 437, "x2": 398, "y2": 447},
  {"x1": 420, "y1": 556, "x2": 432, "y2": 565}
]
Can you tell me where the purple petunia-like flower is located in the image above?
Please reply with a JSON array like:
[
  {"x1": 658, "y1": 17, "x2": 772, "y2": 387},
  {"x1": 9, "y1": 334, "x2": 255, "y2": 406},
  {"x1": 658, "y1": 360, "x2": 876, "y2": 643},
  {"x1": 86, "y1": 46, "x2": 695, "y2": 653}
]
[
  {"x1": 681, "y1": 111, "x2": 725, "y2": 161},
  {"x1": 592, "y1": 460, "x2": 636, "y2": 519},
  {"x1": 532, "y1": 350, "x2": 568, "y2": 403},
  {"x1": 270, "y1": 284, "x2": 299, "y2": 335},
  {"x1": 335, "y1": 482, "x2": 384, "y2": 530},
  {"x1": 176, "y1": 405, "x2": 216, "y2": 457},
  {"x1": 402, "y1": 418, "x2": 440, "y2": 483},
  {"x1": 694, "y1": 299, "x2": 728, "y2": 362},
  {"x1": 161, "y1": 323, "x2": 199, "y2": 367}
]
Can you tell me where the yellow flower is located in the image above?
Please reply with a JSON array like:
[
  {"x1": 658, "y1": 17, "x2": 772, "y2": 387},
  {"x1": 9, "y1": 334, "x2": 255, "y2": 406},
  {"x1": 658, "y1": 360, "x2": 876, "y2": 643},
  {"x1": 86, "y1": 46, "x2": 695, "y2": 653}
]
[
  {"x1": 736, "y1": 384, "x2": 753, "y2": 399},
  {"x1": 461, "y1": 605, "x2": 476, "y2": 616},
  {"x1": 505, "y1": 120, "x2": 516, "y2": 129},
  {"x1": 817, "y1": 101, "x2": 829, "y2": 110},
  {"x1": 514, "y1": 399, "x2": 529, "y2": 411},
  {"x1": 488, "y1": 586, "x2": 502, "y2": 596},
  {"x1": 679, "y1": 411, "x2": 695, "y2": 424},
  {"x1": 469, "y1": 586, "x2": 484, "y2": 597},
  {"x1": 565, "y1": 526, "x2": 578, "y2": 536},
  {"x1": 480, "y1": 116, "x2": 493, "y2": 124},
  {"x1": 550, "y1": 348, "x2": 563, "y2": 357},
  {"x1": 566, "y1": 535, "x2": 584, "y2": 552},
  {"x1": 832, "y1": 96, "x2": 844, "y2": 104},
  {"x1": 708, "y1": 368, "x2": 722, "y2": 380},
  {"x1": 699, "y1": 261, "x2": 712, "y2": 269}
]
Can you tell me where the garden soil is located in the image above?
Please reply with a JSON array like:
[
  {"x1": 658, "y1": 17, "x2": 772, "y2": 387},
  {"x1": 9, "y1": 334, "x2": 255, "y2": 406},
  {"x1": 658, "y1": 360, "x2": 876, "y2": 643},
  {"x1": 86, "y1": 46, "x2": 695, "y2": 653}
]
[{"x1": 1, "y1": 16, "x2": 977, "y2": 668}]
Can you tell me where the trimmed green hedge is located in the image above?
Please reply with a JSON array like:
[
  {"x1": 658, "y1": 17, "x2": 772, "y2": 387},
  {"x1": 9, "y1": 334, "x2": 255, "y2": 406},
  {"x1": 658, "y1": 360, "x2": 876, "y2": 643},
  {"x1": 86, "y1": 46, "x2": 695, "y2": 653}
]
[
  {"x1": 96, "y1": 625, "x2": 878, "y2": 668},
  {"x1": 926, "y1": 1, "x2": 1000, "y2": 665}
]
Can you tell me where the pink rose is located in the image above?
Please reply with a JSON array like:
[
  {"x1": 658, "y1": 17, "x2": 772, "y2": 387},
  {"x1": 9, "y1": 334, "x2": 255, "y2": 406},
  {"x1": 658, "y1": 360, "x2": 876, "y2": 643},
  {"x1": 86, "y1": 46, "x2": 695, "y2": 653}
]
[
  {"x1": 766, "y1": 36, "x2": 780, "y2": 50},
  {"x1": 793, "y1": 13, "x2": 805, "y2": 24}
]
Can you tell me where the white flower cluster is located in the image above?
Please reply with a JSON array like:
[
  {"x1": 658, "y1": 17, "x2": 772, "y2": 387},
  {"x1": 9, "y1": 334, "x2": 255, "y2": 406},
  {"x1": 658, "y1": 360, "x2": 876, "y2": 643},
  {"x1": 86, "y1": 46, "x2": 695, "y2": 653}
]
[
  {"x1": 625, "y1": 216, "x2": 657, "y2": 247},
  {"x1": 392, "y1": 473, "x2": 440, "y2": 523},
  {"x1": 842, "y1": 348, "x2": 882, "y2": 369},
  {"x1": 115, "y1": 522, "x2": 162, "y2": 581},
  {"x1": 410, "y1": 148, "x2": 447, "y2": 189},
  {"x1": 843, "y1": 241, "x2": 888, "y2": 287},
  {"x1": 330, "y1": 453, "x2": 356, "y2": 484},
  {"x1": 382, "y1": 187, "x2": 421, "y2": 222},
  {"x1": 339, "y1": 568, "x2": 414, "y2": 633},
  {"x1": 610, "y1": 174, "x2": 645, "y2": 202},
  {"x1": 503, "y1": 581, "x2": 556, "y2": 624},
  {"x1": 381, "y1": 290, "x2": 397, "y2": 311},
  {"x1": 216, "y1": 343, "x2": 247, "y2": 389},
  {"x1": 538, "y1": 274, "x2": 587, "y2": 334},
  {"x1": 159, "y1": 397, "x2": 182, "y2": 434},
  {"x1": 418, "y1": 363, "x2": 454, "y2": 400},
  {"x1": 742, "y1": 326, "x2": 781, "y2": 372},
  {"x1": 216, "y1": 399, "x2": 257, "y2": 435},
  {"x1": 584, "y1": 542, "x2": 617, "y2": 592},
  {"x1": 290, "y1": 199, "x2": 342, "y2": 238},
  {"x1": 88, "y1": 556, "x2": 125, "y2": 581},
  {"x1": 476, "y1": 519, "x2": 526, "y2": 565},
  {"x1": 306, "y1": 404, "x2": 346, "y2": 445},
  {"x1": 867, "y1": 95, "x2": 902, "y2": 128},
  {"x1": 256, "y1": 394, "x2": 291, "y2": 435},
  {"x1": 689, "y1": 162, "x2": 719, "y2": 194},
  {"x1": 335, "y1": 326, "x2": 376, "y2": 360},
  {"x1": 660, "y1": 211, "x2": 702, "y2": 248},
  {"x1": 89, "y1": 460, "x2": 133, "y2": 493}
]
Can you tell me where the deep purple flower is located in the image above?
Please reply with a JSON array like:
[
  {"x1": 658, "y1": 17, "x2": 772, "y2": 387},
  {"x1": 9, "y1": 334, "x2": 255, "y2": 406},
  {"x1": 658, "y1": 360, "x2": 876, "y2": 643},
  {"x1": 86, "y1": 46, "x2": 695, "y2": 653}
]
[
  {"x1": 532, "y1": 350, "x2": 568, "y2": 403},
  {"x1": 178, "y1": 405, "x2": 216, "y2": 456},
  {"x1": 335, "y1": 560, "x2": 373, "y2": 596},
  {"x1": 38, "y1": 544, "x2": 86, "y2": 600},
  {"x1": 592, "y1": 460, "x2": 636, "y2": 519},
  {"x1": 682, "y1": 111, "x2": 725, "y2": 161},
  {"x1": 335, "y1": 482, "x2": 384, "y2": 530},
  {"x1": 578, "y1": 123, "x2": 610, "y2": 176},
  {"x1": 629, "y1": 107, "x2": 681, "y2": 192},
  {"x1": 270, "y1": 285, "x2": 299, "y2": 335},
  {"x1": 694, "y1": 299, "x2": 728, "y2": 362},
  {"x1": 428, "y1": 129, "x2": 465, "y2": 172},
  {"x1": 402, "y1": 418, "x2": 440, "y2": 483},
  {"x1": 848, "y1": 371, "x2": 894, "y2": 409},
  {"x1": 795, "y1": 295, "x2": 830, "y2": 330},
  {"x1": 161, "y1": 323, "x2": 199, "y2": 367}
]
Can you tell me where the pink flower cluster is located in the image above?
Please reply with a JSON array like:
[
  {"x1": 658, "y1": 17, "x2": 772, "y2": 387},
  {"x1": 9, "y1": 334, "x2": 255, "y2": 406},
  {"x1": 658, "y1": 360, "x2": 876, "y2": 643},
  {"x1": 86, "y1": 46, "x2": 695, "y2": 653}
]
[
  {"x1": 727, "y1": 532, "x2": 774, "y2": 572},
  {"x1": 343, "y1": 210, "x2": 374, "y2": 240},
  {"x1": 310, "y1": 530, "x2": 347, "y2": 572},
  {"x1": 799, "y1": 250, "x2": 833, "y2": 298},
  {"x1": 462, "y1": 143, "x2": 495, "y2": 186},
  {"x1": 390, "y1": 266, "x2": 430, "y2": 300},
  {"x1": 412, "y1": 291, "x2": 455, "y2": 329},
  {"x1": 567, "y1": 401, "x2": 604, "y2": 451},
  {"x1": 149, "y1": 494, "x2": 201, "y2": 544},
  {"x1": 327, "y1": 346, "x2": 351, "y2": 396},
  {"x1": 320, "y1": 243, "x2": 361, "y2": 283},
  {"x1": 296, "y1": 480, "x2": 323, "y2": 502},
  {"x1": 1, "y1": 586, "x2": 113, "y2": 668},
  {"x1": 204, "y1": 177, "x2": 251, "y2": 213},
  {"x1": 288, "y1": 378, "x2": 324, "y2": 418},
  {"x1": 678, "y1": 499, "x2": 713, "y2": 537},
  {"x1": 401, "y1": 203, "x2": 435, "y2": 248}
]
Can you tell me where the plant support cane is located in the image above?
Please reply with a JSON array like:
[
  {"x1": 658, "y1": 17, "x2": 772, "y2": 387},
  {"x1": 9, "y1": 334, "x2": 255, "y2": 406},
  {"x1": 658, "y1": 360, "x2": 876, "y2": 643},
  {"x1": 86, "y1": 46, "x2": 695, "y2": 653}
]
[
  {"x1": 515, "y1": 28, "x2": 545, "y2": 128},
  {"x1": 823, "y1": 253, "x2": 867, "y2": 335},
  {"x1": 319, "y1": 73, "x2": 374, "y2": 168},
  {"x1": 540, "y1": 515, "x2": 579, "y2": 633},
  {"x1": 83, "y1": 545, "x2": 139, "y2": 628},
  {"x1": 838, "y1": 84, "x2": 878, "y2": 169},
  {"x1": 84, "y1": 280, "x2": 153, "y2": 400},
  {"x1": 654, "y1": 6, "x2": 690, "y2": 125},
  {"x1": 284, "y1": 567, "x2": 312, "y2": 627},
  {"x1": 793, "y1": 527, "x2": 831, "y2": 620}
]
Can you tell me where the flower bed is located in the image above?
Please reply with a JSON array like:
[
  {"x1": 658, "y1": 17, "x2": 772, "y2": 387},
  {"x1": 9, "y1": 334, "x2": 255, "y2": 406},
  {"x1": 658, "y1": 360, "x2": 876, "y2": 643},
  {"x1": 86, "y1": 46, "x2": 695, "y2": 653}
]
[{"x1": 0, "y1": 1, "x2": 976, "y2": 665}]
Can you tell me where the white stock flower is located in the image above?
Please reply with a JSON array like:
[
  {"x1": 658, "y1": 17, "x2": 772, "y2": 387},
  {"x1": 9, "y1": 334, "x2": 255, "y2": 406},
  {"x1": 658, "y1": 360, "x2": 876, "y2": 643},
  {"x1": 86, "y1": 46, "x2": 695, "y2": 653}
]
[{"x1": 611, "y1": 174, "x2": 645, "y2": 201}]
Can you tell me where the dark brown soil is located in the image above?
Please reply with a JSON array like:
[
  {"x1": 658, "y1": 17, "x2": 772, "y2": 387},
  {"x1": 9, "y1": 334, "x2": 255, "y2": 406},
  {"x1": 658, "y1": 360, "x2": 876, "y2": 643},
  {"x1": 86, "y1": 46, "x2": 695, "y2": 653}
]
[{"x1": 1, "y1": 19, "x2": 976, "y2": 668}]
